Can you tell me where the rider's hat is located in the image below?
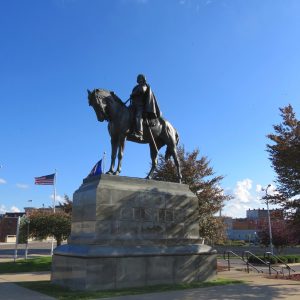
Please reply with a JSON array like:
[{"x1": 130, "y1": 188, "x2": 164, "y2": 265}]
[{"x1": 137, "y1": 74, "x2": 146, "y2": 83}]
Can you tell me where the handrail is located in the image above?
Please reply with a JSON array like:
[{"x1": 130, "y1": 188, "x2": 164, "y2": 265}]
[
  {"x1": 223, "y1": 250, "x2": 263, "y2": 273},
  {"x1": 244, "y1": 250, "x2": 280, "y2": 275},
  {"x1": 264, "y1": 252, "x2": 296, "y2": 277}
]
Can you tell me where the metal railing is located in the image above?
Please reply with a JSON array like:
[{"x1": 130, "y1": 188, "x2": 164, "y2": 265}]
[
  {"x1": 244, "y1": 250, "x2": 280, "y2": 275},
  {"x1": 264, "y1": 252, "x2": 296, "y2": 277},
  {"x1": 223, "y1": 250, "x2": 298, "y2": 277},
  {"x1": 223, "y1": 250, "x2": 263, "y2": 273}
]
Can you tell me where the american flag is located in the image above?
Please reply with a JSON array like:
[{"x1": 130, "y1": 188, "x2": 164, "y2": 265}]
[{"x1": 34, "y1": 173, "x2": 55, "y2": 185}]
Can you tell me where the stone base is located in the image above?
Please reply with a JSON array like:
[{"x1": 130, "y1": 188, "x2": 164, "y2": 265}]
[
  {"x1": 51, "y1": 174, "x2": 217, "y2": 290},
  {"x1": 51, "y1": 244, "x2": 217, "y2": 291}
]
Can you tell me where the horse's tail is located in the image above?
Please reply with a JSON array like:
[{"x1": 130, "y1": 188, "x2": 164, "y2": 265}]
[{"x1": 164, "y1": 120, "x2": 179, "y2": 160}]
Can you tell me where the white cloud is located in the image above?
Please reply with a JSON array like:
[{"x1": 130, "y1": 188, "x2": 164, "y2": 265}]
[
  {"x1": 50, "y1": 194, "x2": 64, "y2": 202},
  {"x1": 234, "y1": 179, "x2": 252, "y2": 203},
  {"x1": 0, "y1": 178, "x2": 7, "y2": 184},
  {"x1": 16, "y1": 183, "x2": 29, "y2": 189},
  {"x1": 10, "y1": 206, "x2": 20, "y2": 213},
  {"x1": 0, "y1": 205, "x2": 6, "y2": 214},
  {"x1": 222, "y1": 179, "x2": 279, "y2": 218},
  {"x1": 256, "y1": 184, "x2": 263, "y2": 193},
  {"x1": 0, "y1": 205, "x2": 21, "y2": 214}
]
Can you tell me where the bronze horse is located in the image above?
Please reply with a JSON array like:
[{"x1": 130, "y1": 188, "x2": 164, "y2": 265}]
[{"x1": 87, "y1": 89, "x2": 182, "y2": 182}]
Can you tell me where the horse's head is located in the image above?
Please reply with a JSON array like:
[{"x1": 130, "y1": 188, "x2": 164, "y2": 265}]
[{"x1": 87, "y1": 89, "x2": 110, "y2": 122}]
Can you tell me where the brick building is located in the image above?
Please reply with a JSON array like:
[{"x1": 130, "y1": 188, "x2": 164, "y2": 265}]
[
  {"x1": 225, "y1": 208, "x2": 284, "y2": 241},
  {"x1": 0, "y1": 212, "x2": 25, "y2": 242}
]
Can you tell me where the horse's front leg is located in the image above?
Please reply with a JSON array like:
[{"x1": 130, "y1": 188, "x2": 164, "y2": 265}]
[
  {"x1": 114, "y1": 136, "x2": 126, "y2": 175},
  {"x1": 146, "y1": 143, "x2": 158, "y2": 180},
  {"x1": 106, "y1": 137, "x2": 118, "y2": 175}
]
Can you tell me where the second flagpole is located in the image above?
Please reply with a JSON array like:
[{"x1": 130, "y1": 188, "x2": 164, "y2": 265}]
[{"x1": 51, "y1": 170, "x2": 57, "y2": 256}]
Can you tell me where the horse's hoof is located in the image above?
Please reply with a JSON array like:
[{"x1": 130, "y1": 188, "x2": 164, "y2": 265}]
[
  {"x1": 106, "y1": 171, "x2": 113, "y2": 175},
  {"x1": 113, "y1": 171, "x2": 119, "y2": 176}
]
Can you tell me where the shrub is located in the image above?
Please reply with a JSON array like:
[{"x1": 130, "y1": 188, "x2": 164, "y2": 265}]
[{"x1": 248, "y1": 254, "x2": 300, "y2": 265}]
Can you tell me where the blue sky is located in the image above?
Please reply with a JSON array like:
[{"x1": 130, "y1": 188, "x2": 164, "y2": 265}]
[{"x1": 1, "y1": 0, "x2": 300, "y2": 218}]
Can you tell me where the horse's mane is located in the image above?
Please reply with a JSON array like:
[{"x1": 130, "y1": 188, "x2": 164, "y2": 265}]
[{"x1": 94, "y1": 89, "x2": 126, "y2": 107}]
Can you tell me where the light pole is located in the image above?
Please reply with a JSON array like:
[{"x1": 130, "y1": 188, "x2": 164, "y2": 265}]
[
  {"x1": 262, "y1": 184, "x2": 274, "y2": 254},
  {"x1": 24, "y1": 200, "x2": 32, "y2": 260}
]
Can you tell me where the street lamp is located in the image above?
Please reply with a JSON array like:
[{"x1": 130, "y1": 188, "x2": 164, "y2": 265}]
[
  {"x1": 24, "y1": 199, "x2": 32, "y2": 260},
  {"x1": 262, "y1": 184, "x2": 274, "y2": 254}
]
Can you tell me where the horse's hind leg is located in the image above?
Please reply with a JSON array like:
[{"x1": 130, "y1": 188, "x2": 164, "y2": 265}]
[
  {"x1": 114, "y1": 137, "x2": 126, "y2": 175},
  {"x1": 146, "y1": 143, "x2": 158, "y2": 180},
  {"x1": 171, "y1": 146, "x2": 182, "y2": 183}
]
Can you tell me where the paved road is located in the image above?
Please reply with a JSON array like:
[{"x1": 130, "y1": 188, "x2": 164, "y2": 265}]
[{"x1": 0, "y1": 242, "x2": 59, "y2": 259}]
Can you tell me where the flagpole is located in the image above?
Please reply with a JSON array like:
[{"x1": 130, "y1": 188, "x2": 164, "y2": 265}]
[
  {"x1": 50, "y1": 170, "x2": 57, "y2": 256},
  {"x1": 53, "y1": 170, "x2": 57, "y2": 213},
  {"x1": 14, "y1": 216, "x2": 21, "y2": 262}
]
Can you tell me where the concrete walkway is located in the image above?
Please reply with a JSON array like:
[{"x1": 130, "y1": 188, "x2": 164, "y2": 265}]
[
  {"x1": 0, "y1": 272, "x2": 54, "y2": 300},
  {"x1": 101, "y1": 270, "x2": 300, "y2": 300},
  {"x1": 0, "y1": 269, "x2": 300, "y2": 300}
]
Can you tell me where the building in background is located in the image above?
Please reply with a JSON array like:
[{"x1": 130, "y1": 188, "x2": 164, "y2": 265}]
[
  {"x1": 0, "y1": 206, "x2": 62, "y2": 242},
  {"x1": 0, "y1": 212, "x2": 25, "y2": 242},
  {"x1": 225, "y1": 208, "x2": 284, "y2": 242}
]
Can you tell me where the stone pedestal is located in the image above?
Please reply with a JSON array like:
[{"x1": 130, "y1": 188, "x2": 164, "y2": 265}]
[{"x1": 51, "y1": 174, "x2": 217, "y2": 291}]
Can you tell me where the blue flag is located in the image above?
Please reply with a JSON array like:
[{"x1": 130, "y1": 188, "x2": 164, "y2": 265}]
[{"x1": 89, "y1": 159, "x2": 102, "y2": 177}]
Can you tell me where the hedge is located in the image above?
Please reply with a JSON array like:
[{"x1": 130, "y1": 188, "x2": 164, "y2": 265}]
[{"x1": 248, "y1": 254, "x2": 300, "y2": 265}]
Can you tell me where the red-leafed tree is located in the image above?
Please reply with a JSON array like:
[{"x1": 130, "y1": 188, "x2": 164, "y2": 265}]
[{"x1": 257, "y1": 219, "x2": 297, "y2": 253}]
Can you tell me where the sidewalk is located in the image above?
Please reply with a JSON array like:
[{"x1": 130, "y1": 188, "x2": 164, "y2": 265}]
[
  {"x1": 101, "y1": 270, "x2": 300, "y2": 300},
  {"x1": 0, "y1": 268, "x2": 299, "y2": 300},
  {"x1": 0, "y1": 272, "x2": 54, "y2": 300}
]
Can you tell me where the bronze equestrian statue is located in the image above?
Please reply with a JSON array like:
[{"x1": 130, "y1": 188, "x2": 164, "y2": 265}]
[{"x1": 87, "y1": 77, "x2": 182, "y2": 183}]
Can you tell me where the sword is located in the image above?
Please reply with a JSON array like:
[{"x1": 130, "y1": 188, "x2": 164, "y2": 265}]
[
  {"x1": 146, "y1": 119, "x2": 158, "y2": 153},
  {"x1": 124, "y1": 98, "x2": 131, "y2": 105}
]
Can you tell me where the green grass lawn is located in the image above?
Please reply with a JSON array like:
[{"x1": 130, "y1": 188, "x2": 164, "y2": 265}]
[
  {"x1": 18, "y1": 278, "x2": 245, "y2": 300},
  {"x1": 0, "y1": 256, "x2": 52, "y2": 273}
]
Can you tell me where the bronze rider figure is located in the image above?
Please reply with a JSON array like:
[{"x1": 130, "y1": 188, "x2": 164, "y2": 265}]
[{"x1": 130, "y1": 74, "x2": 161, "y2": 140}]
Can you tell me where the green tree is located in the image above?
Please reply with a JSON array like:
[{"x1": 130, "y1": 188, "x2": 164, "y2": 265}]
[
  {"x1": 18, "y1": 215, "x2": 30, "y2": 244},
  {"x1": 20, "y1": 210, "x2": 71, "y2": 246},
  {"x1": 58, "y1": 194, "x2": 73, "y2": 215},
  {"x1": 267, "y1": 105, "x2": 300, "y2": 230},
  {"x1": 152, "y1": 145, "x2": 231, "y2": 244}
]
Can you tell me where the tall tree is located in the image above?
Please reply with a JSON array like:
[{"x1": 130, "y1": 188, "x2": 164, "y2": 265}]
[
  {"x1": 257, "y1": 219, "x2": 297, "y2": 253},
  {"x1": 152, "y1": 145, "x2": 231, "y2": 243},
  {"x1": 266, "y1": 105, "x2": 300, "y2": 223},
  {"x1": 59, "y1": 194, "x2": 73, "y2": 215}
]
